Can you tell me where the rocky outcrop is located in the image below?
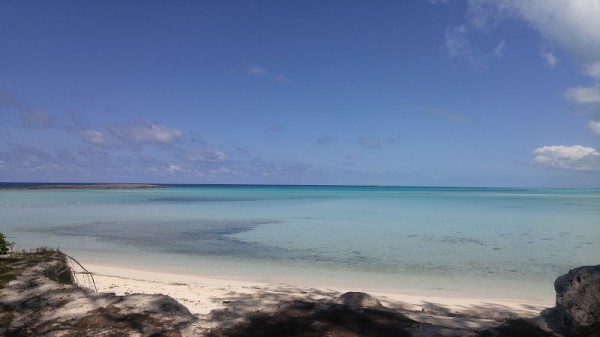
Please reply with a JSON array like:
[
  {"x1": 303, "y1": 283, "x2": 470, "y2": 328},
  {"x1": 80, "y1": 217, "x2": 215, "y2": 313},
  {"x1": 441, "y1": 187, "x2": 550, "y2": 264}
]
[
  {"x1": 554, "y1": 265, "x2": 600, "y2": 336},
  {"x1": 0, "y1": 250, "x2": 202, "y2": 336}
]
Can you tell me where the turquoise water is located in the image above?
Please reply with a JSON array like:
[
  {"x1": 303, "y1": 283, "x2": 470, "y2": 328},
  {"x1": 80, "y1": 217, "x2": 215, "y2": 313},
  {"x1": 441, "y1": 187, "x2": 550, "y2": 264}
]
[{"x1": 1, "y1": 185, "x2": 599, "y2": 302}]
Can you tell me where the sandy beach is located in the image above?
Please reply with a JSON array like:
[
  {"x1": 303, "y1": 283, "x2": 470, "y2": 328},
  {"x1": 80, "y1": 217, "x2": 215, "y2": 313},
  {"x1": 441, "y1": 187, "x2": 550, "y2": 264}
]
[
  {"x1": 72, "y1": 261, "x2": 552, "y2": 330},
  {"x1": 6, "y1": 249, "x2": 592, "y2": 336}
]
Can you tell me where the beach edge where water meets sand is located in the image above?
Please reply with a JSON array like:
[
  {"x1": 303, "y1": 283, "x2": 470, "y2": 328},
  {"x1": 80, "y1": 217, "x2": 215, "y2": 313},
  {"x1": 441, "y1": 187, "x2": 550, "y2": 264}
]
[
  {"x1": 73, "y1": 261, "x2": 551, "y2": 321},
  {"x1": 7, "y1": 249, "x2": 596, "y2": 336}
]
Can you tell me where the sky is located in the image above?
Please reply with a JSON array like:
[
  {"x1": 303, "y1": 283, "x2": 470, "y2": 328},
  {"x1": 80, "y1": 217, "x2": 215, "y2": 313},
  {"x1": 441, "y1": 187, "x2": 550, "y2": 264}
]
[{"x1": 0, "y1": 0, "x2": 599, "y2": 187}]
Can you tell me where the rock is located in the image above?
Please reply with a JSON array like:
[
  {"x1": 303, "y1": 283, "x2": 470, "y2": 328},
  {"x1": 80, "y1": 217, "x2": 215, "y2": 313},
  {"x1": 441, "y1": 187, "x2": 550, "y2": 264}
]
[
  {"x1": 0, "y1": 250, "x2": 200, "y2": 336},
  {"x1": 336, "y1": 291, "x2": 383, "y2": 310},
  {"x1": 554, "y1": 265, "x2": 600, "y2": 336}
]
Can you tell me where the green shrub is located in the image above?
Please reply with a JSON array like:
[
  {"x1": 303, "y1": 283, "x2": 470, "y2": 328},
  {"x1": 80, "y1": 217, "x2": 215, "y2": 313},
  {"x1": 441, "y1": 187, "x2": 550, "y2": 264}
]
[{"x1": 0, "y1": 233, "x2": 11, "y2": 255}]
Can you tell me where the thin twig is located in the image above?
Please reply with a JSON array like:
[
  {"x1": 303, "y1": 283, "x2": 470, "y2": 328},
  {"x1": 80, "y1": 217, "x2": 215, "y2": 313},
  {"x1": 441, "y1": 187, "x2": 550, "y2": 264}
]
[{"x1": 64, "y1": 253, "x2": 98, "y2": 292}]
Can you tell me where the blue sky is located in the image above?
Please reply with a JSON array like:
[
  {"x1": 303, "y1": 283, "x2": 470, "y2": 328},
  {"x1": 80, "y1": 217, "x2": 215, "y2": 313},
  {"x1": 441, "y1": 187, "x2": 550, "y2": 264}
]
[{"x1": 1, "y1": 0, "x2": 599, "y2": 187}]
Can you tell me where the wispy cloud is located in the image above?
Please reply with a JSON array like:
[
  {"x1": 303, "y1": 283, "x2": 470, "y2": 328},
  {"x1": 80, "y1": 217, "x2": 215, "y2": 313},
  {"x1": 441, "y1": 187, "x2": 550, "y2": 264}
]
[
  {"x1": 589, "y1": 120, "x2": 600, "y2": 135},
  {"x1": 166, "y1": 164, "x2": 184, "y2": 173},
  {"x1": 274, "y1": 73, "x2": 290, "y2": 84},
  {"x1": 243, "y1": 64, "x2": 291, "y2": 84},
  {"x1": 564, "y1": 85, "x2": 600, "y2": 133},
  {"x1": 186, "y1": 146, "x2": 229, "y2": 163},
  {"x1": 541, "y1": 50, "x2": 558, "y2": 67},
  {"x1": 533, "y1": 145, "x2": 600, "y2": 171},
  {"x1": 565, "y1": 85, "x2": 600, "y2": 105},
  {"x1": 20, "y1": 109, "x2": 55, "y2": 129},
  {"x1": 584, "y1": 62, "x2": 600, "y2": 79},
  {"x1": 456, "y1": 1, "x2": 600, "y2": 135},
  {"x1": 131, "y1": 122, "x2": 182, "y2": 144},
  {"x1": 106, "y1": 121, "x2": 183, "y2": 145},
  {"x1": 268, "y1": 125, "x2": 284, "y2": 133},
  {"x1": 0, "y1": 90, "x2": 55, "y2": 129},
  {"x1": 445, "y1": 24, "x2": 506, "y2": 66},
  {"x1": 445, "y1": 25, "x2": 471, "y2": 59},
  {"x1": 0, "y1": 143, "x2": 109, "y2": 177},
  {"x1": 246, "y1": 64, "x2": 268, "y2": 77},
  {"x1": 492, "y1": 39, "x2": 506, "y2": 57},
  {"x1": 317, "y1": 136, "x2": 335, "y2": 145},
  {"x1": 359, "y1": 136, "x2": 382, "y2": 149},
  {"x1": 421, "y1": 106, "x2": 471, "y2": 123},
  {"x1": 80, "y1": 129, "x2": 107, "y2": 145}
]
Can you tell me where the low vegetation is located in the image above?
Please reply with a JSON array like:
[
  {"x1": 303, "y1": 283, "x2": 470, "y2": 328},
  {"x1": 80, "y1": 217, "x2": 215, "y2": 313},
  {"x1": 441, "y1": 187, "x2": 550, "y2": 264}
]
[
  {"x1": 0, "y1": 247, "x2": 73, "y2": 289},
  {"x1": 0, "y1": 233, "x2": 12, "y2": 255}
]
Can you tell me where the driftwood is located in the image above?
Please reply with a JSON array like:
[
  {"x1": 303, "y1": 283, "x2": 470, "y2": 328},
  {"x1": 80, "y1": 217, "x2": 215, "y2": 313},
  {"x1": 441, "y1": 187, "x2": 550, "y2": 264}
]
[{"x1": 64, "y1": 253, "x2": 98, "y2": 292}]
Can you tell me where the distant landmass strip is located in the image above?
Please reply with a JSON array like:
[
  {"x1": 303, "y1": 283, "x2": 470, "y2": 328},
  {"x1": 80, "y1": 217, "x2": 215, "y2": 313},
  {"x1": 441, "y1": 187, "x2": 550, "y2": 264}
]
[{"x1": 0, "y1": 184, "x2": 165, "y2": 190}]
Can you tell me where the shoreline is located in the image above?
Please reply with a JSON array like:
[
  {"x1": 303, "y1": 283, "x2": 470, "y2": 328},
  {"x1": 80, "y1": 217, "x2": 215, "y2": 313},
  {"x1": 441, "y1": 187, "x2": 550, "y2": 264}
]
[
  {"x1": 73, "y1": 261, "x2": 551, "y2": 321},
  {"x1": 68, "y1": 249, "x2": 556, "y2": 305},
  {"x1": 5, "y1": 250, "x2": 577, "y2": 336}
]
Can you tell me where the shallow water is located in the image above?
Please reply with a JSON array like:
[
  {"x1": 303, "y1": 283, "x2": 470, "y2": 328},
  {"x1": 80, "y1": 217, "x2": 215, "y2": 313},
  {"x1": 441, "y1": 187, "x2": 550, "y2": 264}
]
[{"x1": 1, "y1": 185, "x2": 598, "y2": 302}]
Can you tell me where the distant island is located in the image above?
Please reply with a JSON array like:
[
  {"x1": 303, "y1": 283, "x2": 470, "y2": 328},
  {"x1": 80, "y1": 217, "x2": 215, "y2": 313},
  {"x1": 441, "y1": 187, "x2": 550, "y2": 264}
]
[{"x1": 0, "y1": 183, "x2": 165, "y2": 190}]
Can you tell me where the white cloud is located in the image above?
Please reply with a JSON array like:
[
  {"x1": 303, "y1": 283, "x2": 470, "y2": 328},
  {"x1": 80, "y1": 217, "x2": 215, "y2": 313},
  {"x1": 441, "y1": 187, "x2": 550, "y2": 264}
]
[
  {"x1": 445, "y1": 24, "x2": 506, "y2": 64},
  {"x1": 466, "y1": 0, "x2": 507, "y2": 31},
  {"x1": 584, "y1": 62, "x2": 600, "y2": 79},
  {"x1": 564, "y1": 85, "x2": 600, "y2": 104},
  {"x1": 80, "y1": 129, "x2": 107, "y2": 145},
  {"x1": 512, "y1": 0, "x2": 600, "y2": 67},
  {"x1": 493, "y1": 39, "x2": 506, "y2": 57},
  {"x1": 208, "y1": 167, "x2": 230, "y2": 176},
  {"x1": 589, "y1": 120, "x2": 600, "y2": 135},
  {"x1": 541, "y1": 51, "x2": 558, "y2": 67},
  {"x1": 465, "y1": 0, "x2": 600, "y2": 74},
  {"x1": 246, "y1": 64, "x2": 268, "y2": 76},
  {"x1": 186, "y1": 147, "x2": 228, "y2": 162},
  {"x1": 533, "y1": 145, "x2": 600, "y2": 171},
  {"x1": 243, "y1": 64, "x2": 290, "y2": 83},
  {"x1": 445, "y1": 25, "x2": 471, "y2": 59},
  {"x1": 131, "y1": 122, "x2": 182, "y2": 144},
  {"x1": 108, "y1": 121, "x2": 183, "y2": 145},
  {"x1": 166, "y1": 164, "x2": 183, "y2": 173}
]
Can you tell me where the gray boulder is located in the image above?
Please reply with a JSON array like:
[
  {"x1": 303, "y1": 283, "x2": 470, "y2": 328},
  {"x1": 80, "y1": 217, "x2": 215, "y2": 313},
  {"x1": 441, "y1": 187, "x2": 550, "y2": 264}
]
[
  {"x1": 554, "y1": 265, "x2": 600, "y2": 336},
  {"x1": 336, "y1": 291, "x2": 383, "y2": 310}
]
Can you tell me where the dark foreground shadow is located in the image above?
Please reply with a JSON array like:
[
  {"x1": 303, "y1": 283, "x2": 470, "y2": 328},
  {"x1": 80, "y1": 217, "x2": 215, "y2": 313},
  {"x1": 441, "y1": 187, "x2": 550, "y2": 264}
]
[
  {"x1": 206, "y1": 300, "x2": 414, "y2": 337},
  {"x1": 204, "y1": 293, "x2": 558, "y2": 337}
]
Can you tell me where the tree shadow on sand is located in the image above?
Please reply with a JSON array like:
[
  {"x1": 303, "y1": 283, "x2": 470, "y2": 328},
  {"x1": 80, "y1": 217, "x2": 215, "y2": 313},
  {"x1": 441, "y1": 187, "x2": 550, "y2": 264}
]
[{"x1": 203, "y1": 287, "x2": 558, "y2": 337}]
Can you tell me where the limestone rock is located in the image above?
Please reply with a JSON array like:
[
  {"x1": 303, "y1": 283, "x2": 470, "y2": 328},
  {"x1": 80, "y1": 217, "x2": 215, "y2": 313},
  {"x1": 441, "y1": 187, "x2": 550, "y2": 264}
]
[
  {"x1": 554, "y1": 265, "x2": 600, "y2": 335},
  {"x1": 336, "y1": 291, "x2": 383, "y2": 310}
]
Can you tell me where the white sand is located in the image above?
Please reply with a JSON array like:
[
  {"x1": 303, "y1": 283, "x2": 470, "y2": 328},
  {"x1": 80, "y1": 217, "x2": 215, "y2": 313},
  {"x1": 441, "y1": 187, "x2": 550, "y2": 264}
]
[{"x1": 72, "y1": 262, "x2": 551, "y2": 324}]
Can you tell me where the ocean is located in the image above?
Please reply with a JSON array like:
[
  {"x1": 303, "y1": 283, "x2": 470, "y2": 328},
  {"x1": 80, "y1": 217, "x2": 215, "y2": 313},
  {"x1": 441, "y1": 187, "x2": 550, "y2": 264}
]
[{"x1": 1, "y1": 184, "x2": 598, "y2": 303}]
